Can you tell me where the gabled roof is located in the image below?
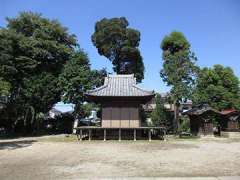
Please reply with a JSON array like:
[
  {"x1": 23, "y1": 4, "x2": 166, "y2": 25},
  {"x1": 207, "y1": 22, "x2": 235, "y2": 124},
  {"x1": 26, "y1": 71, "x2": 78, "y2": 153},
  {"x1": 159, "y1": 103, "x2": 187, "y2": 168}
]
[
  {"x1": 221, "y1": 109, "x2": 239, "y2": 115},
  {"x1": 85, "y1": 74, "x2": 154, "y2": 97},
  {"x1": 182, "y1": 104, "x2": 220, "y2": 116},
  {"x1": 220, "y1": 109, "x2": 240, "y2": 121}
]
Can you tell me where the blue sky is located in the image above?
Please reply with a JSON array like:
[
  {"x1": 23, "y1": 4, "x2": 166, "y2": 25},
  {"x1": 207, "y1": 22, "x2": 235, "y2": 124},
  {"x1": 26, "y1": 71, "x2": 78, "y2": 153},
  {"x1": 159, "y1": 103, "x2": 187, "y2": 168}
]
[{"x1": 1, "y1": 0, "x2": 240, "y2": 111}]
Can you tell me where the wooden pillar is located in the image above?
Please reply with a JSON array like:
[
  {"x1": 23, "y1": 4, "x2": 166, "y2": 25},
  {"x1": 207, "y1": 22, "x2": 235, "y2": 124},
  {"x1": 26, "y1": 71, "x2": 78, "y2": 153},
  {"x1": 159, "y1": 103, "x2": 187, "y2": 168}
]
[
  {"x1": 119, "y1": 128, "x2": 121, "y2": 141},
  {"x1": 88, "y1": 129, "x2": 91, "y2": 141},
  {"x1": 103, "y1": 129, "x2": 106, "y2": 141},
  {"x1": 80, "y1": 129, "x2": 82, "y2": 141},
  {"x1": 148, "y1": 129, "x2": 152, "y2": 142},
  {"x1": 134, "y1": 129, "x2": 136, "y2": 141},
  {"x1": 164, "y1": 129, "x2": 167, "y2": 141}
]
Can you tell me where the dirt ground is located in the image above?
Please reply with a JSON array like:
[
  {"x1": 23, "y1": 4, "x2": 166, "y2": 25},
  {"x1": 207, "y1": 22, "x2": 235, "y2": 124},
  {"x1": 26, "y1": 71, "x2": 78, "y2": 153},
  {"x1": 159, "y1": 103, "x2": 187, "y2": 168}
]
[{"x1": 0, "y1": 135, "x2": 240, "y2": 180}]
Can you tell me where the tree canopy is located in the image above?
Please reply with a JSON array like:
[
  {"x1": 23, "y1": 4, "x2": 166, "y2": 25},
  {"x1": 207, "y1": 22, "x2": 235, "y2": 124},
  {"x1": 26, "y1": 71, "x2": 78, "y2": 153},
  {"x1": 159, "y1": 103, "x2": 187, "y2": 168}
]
[
  {"x1": 151, "y1": 94, "x2": 168, "y2": 126},
  {"x1": 0, "y1": 78, "x2": 11, "y2": 96},
  {"x1": 160, "y1": 31, "x2": 199, "y2": 101},
  {"x1": 160, "y1": 31, "x2": 199, "y2": 131},
  {"x1": 193, "y1": 64, "x2": 240, "y2": 110},
  {"x1": 91, "y1": 17, "x2": 144, "y2": 82},
  {"x1": 58, "y1": 50, "x2": 106, "y2": 117},
  {"x1": 0, "y1": 12, "x2": 105, "y2": 134}
]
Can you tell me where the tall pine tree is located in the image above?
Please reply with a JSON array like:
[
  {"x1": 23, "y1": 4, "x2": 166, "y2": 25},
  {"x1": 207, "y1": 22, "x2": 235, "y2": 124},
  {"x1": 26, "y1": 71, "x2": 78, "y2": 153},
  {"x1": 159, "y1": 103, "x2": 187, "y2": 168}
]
[
  {"x1": 160, "y1": 31, "x2": 199, "y2": 132},
  {"x1": 91, "y1": 17, "x2": 144, "y2": 82}
]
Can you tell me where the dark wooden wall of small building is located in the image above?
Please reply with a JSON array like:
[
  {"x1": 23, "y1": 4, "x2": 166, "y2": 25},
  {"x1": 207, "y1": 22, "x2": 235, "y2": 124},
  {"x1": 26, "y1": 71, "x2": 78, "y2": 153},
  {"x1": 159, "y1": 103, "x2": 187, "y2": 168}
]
[
  {"x1": 227, "y1": 121, "x2": 238, "y2": 130},
  {"x1": 219, "y1": 115, "x2": 239, "y2": 131},
  {"x1": 101, "y1": 101, "x2": 140, "y2": 128},
  {"x1": 190, "y1": 115, "x2": 213, "y2": 136}
]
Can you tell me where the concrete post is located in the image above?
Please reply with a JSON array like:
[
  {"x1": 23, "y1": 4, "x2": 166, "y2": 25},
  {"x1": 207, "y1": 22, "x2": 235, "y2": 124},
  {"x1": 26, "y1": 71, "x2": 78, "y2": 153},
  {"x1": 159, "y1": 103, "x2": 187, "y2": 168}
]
[
  {"x1": 164, "y1": 129, "x2": 167, "y2": 141},
  {"x1": 119, "y1": 128, "x2": 121, "y2": 141},
  {"x1": 134, "y1": 129, "x2": 136, "y2": 141},
  {"x1": 80, "y1": 129, "x2": 82, "y2": 141},
  {"x1": 148, "y1": 129, "x2": 152, "y2": 142},
  {"x1": 89, "y1": 129, "x2": 91, "y2": 141},
  {"x1": 103, "y1": 129, "x2": 106, "y2": 141}
]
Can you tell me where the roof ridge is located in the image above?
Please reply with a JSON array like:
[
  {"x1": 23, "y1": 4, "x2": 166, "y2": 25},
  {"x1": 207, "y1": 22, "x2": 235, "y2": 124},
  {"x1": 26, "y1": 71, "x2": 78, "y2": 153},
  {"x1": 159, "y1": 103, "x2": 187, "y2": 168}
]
[
  {"x1": 86, "y1": 84, "x2": 108, "y2": 93},
  {"x1": 85, "y1": 74, "x2": 155, "y2": 97},
  {"x1": 108, "y1": 74, "x2": 134, "y2": 78},
  {"x1": 132, "y1": 84, "x2": 154, "y2": 94}
]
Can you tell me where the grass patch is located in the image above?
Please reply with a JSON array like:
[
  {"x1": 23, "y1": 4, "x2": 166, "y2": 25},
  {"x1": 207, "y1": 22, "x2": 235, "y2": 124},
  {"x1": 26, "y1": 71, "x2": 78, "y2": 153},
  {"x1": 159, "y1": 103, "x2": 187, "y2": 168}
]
[
  {"x1": 39, "y1": 135, "x2": 78, "y2": 142},
  {"x1": 165, "y1": 135, "x2": 200, "y2": 142},
  {"x1": 39, "y1": 135, "x2": 169, "y2": 143}
]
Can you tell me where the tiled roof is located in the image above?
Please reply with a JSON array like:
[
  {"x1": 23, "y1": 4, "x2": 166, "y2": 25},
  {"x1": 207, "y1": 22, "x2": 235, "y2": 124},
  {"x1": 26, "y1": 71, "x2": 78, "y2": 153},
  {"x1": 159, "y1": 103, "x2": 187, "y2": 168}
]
[
  {"x1": 86, "y1": 74, "x2": 154, "y2": 97},
  {"x1": 220, "y1": 109, "x2": 239, "y2": 115},
  {"x1": 182, "y1": 104, "x2": 219, "y2": 116}
]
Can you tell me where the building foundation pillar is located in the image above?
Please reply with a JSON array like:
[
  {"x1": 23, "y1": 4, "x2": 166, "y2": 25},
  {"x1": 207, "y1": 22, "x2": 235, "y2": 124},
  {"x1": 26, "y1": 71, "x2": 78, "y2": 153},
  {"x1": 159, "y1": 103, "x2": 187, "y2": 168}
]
[
  {"x1": 119, "y1": 129, "x2": 121, "y2": 141},
  {"x1": 103, "y1": 129, "x2": 106, "y2": 141},
  {"x1": 134, "y1": 129, "x2": 136, "y2": 141},
  {"x1": 148, "y1": 129, "x2": 152, "y2": 141},
  {"x1": 80, "y1": 129, "x2": 82, "y2": 141}
]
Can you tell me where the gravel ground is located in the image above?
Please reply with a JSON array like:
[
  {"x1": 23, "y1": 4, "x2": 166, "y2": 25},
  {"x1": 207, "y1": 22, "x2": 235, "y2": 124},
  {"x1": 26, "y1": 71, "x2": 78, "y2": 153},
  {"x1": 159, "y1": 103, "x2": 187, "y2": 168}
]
[{"x1": 0, "y1": 135, "x2": 240, "y2": 179}]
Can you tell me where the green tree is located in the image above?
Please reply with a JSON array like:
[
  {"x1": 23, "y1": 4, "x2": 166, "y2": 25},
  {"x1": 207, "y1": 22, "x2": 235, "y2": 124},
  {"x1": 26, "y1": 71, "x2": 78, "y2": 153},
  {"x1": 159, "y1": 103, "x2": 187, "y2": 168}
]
[
  {"x1": 160, "y1": 31, "x2": 199, "y2": 132},
  {"x1": 91, "y1": 17, "x2": 144, "y2": 82},
  {"x1": 58, "y1": 50, "x2": 106, "y2": 118},
  {"x1": 193, "y1": 65, "x2": 240, "y2": 110},
  {"x1": 0, "y1": 12, "x2": 77, "y2": 133},
  {"x1": 0, "y1": 78, "x2": 11, "y2": 96},
  {"x1": 151, "y1": 94, "x2": 168, "y2": 126}
]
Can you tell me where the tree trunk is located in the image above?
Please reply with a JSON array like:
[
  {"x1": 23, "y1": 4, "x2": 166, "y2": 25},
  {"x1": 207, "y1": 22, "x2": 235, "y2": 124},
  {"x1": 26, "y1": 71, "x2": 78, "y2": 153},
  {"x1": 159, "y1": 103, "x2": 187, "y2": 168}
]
[
  {"x1": 72, "y1": 104, "x2": 81, "y2": 134},
  {"x1": 174, "y1": 102, "x2": 180, "y2": 133},
  {"x1": 114, "y1": 53, "x2": 121, "y2": 74},
  {"x1": 116, "y1": 63, "x2": 121, "y2": 74}
]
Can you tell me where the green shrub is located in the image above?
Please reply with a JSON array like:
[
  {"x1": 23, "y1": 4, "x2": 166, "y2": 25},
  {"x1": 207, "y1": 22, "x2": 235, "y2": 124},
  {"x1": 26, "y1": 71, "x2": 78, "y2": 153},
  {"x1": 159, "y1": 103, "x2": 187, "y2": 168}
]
[{"x1": 179, "y1": 116, "x2": 190, "y2": 132}]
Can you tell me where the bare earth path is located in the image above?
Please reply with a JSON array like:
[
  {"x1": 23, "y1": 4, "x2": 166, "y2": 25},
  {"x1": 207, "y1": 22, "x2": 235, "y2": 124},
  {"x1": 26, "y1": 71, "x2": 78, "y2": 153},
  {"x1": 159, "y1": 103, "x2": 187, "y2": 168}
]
[{"x1": 0, "y1": 136, "x2": 240, "y2": 179}]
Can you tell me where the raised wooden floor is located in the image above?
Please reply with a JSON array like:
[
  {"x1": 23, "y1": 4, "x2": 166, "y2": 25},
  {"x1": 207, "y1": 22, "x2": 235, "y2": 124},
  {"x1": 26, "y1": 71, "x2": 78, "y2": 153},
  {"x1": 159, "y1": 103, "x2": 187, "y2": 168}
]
[{"x1": 74, "y1": 126, "x2": 166, "y2": 141}]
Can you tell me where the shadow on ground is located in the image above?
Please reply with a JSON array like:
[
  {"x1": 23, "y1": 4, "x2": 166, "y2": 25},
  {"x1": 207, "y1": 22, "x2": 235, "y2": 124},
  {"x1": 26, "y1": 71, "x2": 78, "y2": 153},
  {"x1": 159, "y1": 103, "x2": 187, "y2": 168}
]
[{"x1": 0, "y1": 140, "x2": 37, "y2": 150}]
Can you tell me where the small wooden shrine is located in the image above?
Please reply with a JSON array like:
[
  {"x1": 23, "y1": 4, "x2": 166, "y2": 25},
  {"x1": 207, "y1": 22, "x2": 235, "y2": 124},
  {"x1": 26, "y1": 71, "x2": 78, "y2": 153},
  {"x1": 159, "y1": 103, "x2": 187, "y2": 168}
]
[
  {"x1": 220, "y1": 109, "x2": 240, "y2": 131},
  {"x1": 85, "y1": 74, "x2": 155, "y2": 128},
  {"x1": 183, "y1": 104, "x2": 220, "y2": 136},
  {"x1": 76, "y1": 74, "x2": 165, "y2": 141}
]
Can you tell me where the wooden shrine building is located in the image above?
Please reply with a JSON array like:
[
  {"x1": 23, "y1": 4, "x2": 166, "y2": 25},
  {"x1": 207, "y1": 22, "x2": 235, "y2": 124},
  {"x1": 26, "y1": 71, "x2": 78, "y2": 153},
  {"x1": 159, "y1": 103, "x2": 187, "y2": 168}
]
[
  {"x1": 183, "y1": 104, "x2": 220, "y2": 136},
  {"x1": 85, "y1": 74, "x2": 155, "y2": 128},
  {"x1": 220, "y1": 109, "x2": 240, "y2": 131},
  {"x1": 75, "y1": 74, "x2": 166, "y2": 141}
]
